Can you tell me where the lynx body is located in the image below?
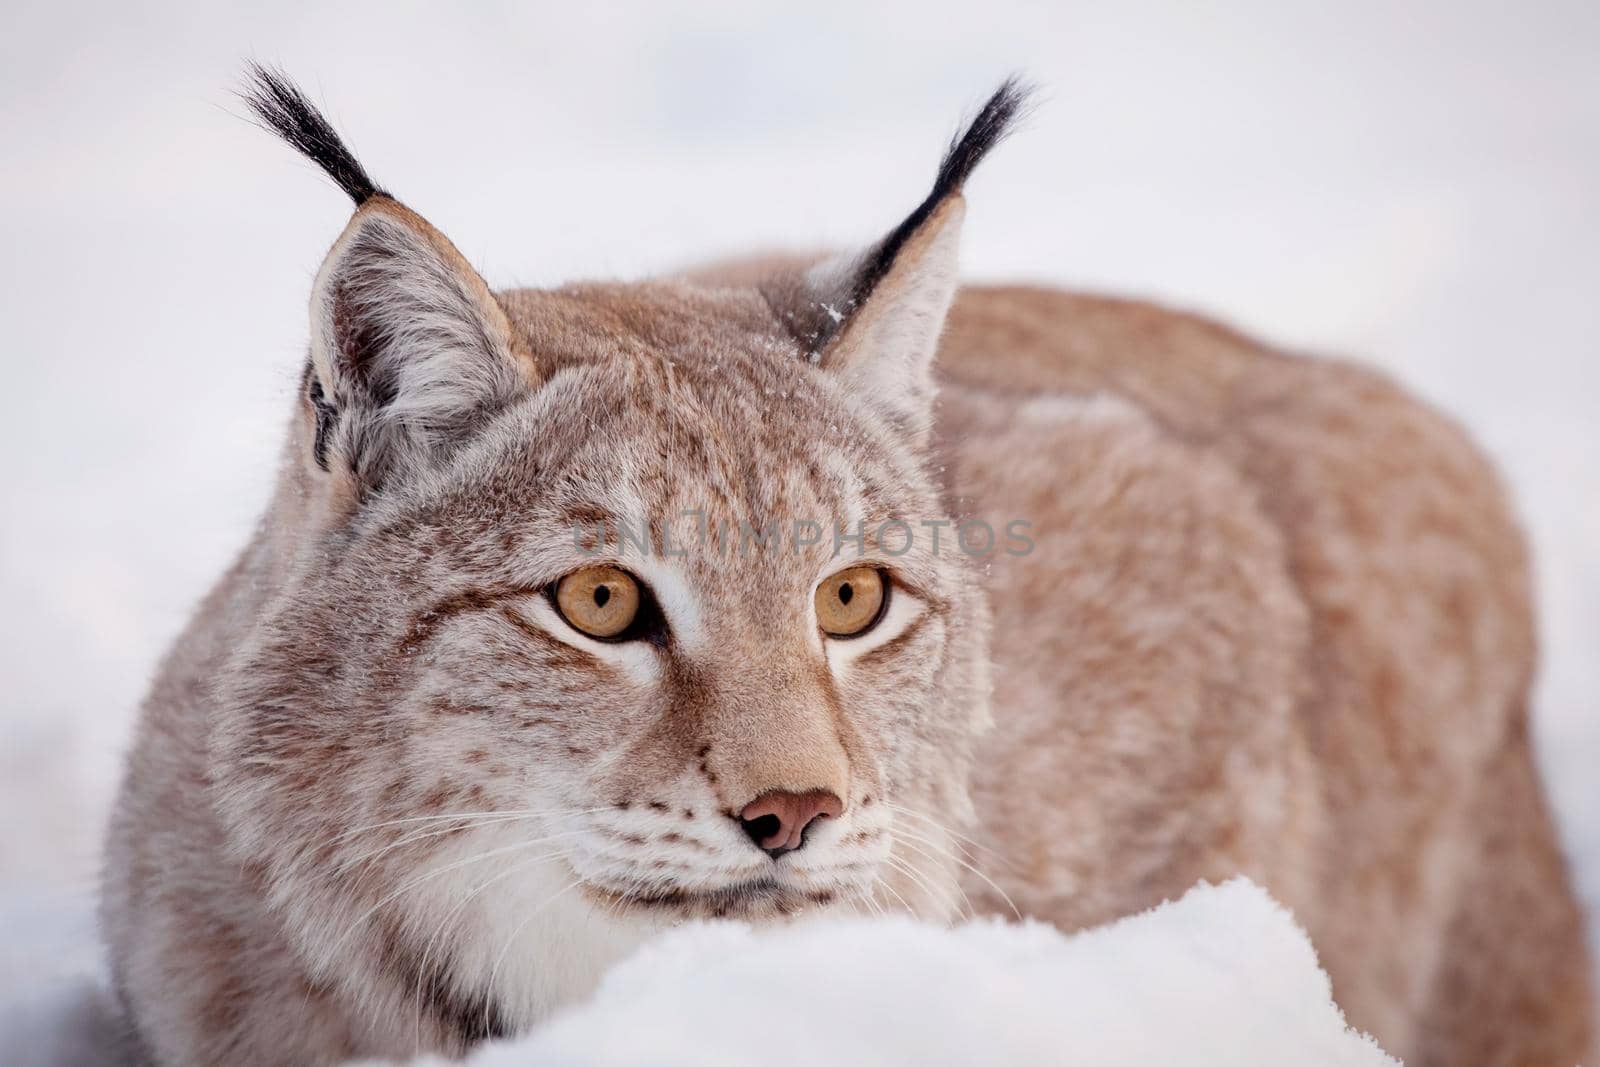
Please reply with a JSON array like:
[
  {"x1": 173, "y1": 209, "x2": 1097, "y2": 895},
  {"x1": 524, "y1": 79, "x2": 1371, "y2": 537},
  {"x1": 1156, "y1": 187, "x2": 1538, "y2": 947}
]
[{"x1": 102, "y1": 72, "x2": 1591, "y2": 1065}]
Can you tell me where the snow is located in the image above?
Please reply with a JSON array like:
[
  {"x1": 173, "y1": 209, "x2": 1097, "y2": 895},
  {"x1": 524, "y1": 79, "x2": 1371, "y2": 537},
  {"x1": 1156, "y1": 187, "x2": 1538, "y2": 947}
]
[
  {"x1": 1, "y1": 0, "x2": 1597, "y2": 1061},
  {"x1": 369, "y1": 879, "x2": 1394, "y2": 1065},
  {"x1": 0, "y1": 881, "x2": 1399, "y2": 1065},
  {"x1": 0, "y1": 894, "x2": 124, "y2": 1067}
]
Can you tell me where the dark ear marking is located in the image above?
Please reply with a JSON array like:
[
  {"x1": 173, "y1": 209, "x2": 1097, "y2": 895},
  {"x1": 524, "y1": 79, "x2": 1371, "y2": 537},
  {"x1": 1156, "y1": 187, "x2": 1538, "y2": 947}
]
[
  {"x1": 240, "y1": 62, "x2": 388, "y2": 206},
  {"x1": 847, "y1": 76, "x2": 1031, "y2": 311},
  {"x1": 764, "y1": 77, "x2": 1031, "y2": 357},
  {"x1": 303, "y1": 363, "x2": 337, "y2": 472}
]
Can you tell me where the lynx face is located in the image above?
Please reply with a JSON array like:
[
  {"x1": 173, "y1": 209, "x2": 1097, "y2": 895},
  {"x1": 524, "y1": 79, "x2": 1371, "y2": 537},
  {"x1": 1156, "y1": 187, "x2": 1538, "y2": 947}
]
[
  {"x1": 201, "y1": 70, "x2": 1017, "y2": 1028},
  {"x1": 214, "y1": 305, "x2": 986, "y2": 1024}
]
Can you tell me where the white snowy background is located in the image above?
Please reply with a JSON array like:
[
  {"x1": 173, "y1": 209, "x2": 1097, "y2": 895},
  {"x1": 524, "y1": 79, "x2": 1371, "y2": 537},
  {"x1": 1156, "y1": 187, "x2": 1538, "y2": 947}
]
[{"x1": 1, "y1": 0, "x2": 1596, "y2": 1060}]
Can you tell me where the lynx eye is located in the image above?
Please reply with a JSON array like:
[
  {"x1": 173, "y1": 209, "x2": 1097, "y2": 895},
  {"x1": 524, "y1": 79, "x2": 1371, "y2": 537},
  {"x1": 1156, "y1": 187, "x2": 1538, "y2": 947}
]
[
  {"x1": 554, "y1": 566, "x2": 642, "y2": 639},
  {"x1": 815, "y1": 566, "x2": 888, "y2": 638}
]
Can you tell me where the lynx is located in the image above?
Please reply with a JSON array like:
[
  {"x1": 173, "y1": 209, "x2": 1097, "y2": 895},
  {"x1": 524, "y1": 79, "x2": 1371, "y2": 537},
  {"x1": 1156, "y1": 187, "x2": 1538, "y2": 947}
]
[{"x1": 102, "y1": 67, "x2": 1591, "y2": 1065}]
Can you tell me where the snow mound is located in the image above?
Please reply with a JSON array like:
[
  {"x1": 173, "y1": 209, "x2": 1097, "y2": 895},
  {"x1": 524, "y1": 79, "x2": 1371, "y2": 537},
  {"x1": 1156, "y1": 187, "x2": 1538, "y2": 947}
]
[
  {"x1": 0, "y1": 879, "x2": 1395, "y2": 1065},
  {"x1": 383, "y1": 878, "x2": 1395, "y2": 1066}
]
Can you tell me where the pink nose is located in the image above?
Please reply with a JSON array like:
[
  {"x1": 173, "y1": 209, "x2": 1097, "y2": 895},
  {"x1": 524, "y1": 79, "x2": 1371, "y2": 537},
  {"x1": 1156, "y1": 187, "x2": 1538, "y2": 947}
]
[{"x1": 738, "y1": 790, "x2": 844, "y2": 855}]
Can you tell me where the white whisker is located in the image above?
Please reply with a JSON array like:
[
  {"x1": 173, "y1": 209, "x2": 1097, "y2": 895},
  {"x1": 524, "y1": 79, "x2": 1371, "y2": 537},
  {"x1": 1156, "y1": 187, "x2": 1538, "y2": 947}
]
[
  {"x1": 889, "y1": 819, "x2": 1020, "y2": 920},
  {"x1": 883, "y1": 843, "x2": 970, "y2": 918},
  {"x1": 881, "y1": 801, "x2": 1011, "y2": 869}
]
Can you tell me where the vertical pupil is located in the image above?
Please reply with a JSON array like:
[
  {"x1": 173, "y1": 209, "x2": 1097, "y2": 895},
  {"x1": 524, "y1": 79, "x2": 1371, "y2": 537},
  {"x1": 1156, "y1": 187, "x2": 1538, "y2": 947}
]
[
  {"x1": 593, "y1": 584, "x2": 612, "y2": 608},
  {"x1": 838, "y1": 582, "x2": 854, "y2": 605}
]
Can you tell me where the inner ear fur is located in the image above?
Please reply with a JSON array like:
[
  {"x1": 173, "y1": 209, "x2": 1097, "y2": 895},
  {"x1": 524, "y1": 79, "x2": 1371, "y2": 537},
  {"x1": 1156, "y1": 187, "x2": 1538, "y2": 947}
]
[
  {"x1": 813, "y1": 197, "x2": 965, "y2": 436},
  {"x1": 305, "y1": 198, "x2": 537, "y2": 494}
]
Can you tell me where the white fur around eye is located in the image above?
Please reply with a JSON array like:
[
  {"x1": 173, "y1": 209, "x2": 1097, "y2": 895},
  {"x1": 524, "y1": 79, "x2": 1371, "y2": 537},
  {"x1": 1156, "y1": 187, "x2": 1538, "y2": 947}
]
[
  {"x1": 626, "y1": 559, "x2": 704, "y2": 652},
  {"x1": 823, "y1": 583, "x2": 925, "y2": 673},
  {"x1": 517, "y1": 595, "x2": 661, "y2": 687}
]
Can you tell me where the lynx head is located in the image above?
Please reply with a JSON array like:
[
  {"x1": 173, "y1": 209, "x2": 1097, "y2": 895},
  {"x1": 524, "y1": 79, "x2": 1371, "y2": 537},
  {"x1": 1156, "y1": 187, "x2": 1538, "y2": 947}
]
[{"x1": 212, "y1": 66, "x2": 1022, "y2": 1040}]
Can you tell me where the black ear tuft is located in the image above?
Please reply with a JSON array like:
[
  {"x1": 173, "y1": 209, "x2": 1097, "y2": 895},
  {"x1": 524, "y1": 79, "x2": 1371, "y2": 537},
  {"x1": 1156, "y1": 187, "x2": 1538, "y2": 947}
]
[
  {"x1": 240, "y1": 62, "x2": 387, "y2": 206},
  {"x1": 930, "y1": 76, "x2": 1033, "y2": 204},
  {"x1": 846, "y1": 76, "x2": 1032, "y2": 311}
]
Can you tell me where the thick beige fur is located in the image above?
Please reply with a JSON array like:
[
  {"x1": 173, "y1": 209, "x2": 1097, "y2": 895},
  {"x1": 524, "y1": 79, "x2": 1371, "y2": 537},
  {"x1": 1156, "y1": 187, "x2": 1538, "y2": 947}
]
[{"x1": 102, "y1": 97, "x2": 1590, "y2": 1066}]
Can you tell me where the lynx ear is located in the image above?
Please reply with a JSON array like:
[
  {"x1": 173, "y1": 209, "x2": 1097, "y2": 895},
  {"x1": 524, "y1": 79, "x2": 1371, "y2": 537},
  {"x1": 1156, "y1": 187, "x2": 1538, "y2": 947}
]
[
  {"x1": 766, "y1": 79, "x2": 1028, "y2": 440},
  {"x1": 242, "y1": 65, "x2": 535, "y2": 495},
  {"x1": 795, "y1": 200, "x2": 965, "y2": 438},
  {"x1": 305, "y1": 200, "x2": 534, "y2": 490}
]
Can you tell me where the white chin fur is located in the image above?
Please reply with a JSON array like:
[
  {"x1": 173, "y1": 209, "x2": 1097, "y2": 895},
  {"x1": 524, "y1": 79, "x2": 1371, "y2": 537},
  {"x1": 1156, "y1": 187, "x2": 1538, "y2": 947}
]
[{"x1": 395, "y1": 820, "x2": 663, "y2": 1031}]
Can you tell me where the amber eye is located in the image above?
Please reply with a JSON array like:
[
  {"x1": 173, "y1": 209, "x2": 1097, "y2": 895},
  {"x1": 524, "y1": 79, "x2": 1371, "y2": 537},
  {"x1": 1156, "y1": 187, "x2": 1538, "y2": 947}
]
[
  {"x1": 815, "y1": 566, "x2": 888, "y2": 638},
  {"x1": 554, "y1": 566, "x2": 642, "y2": 639}
]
